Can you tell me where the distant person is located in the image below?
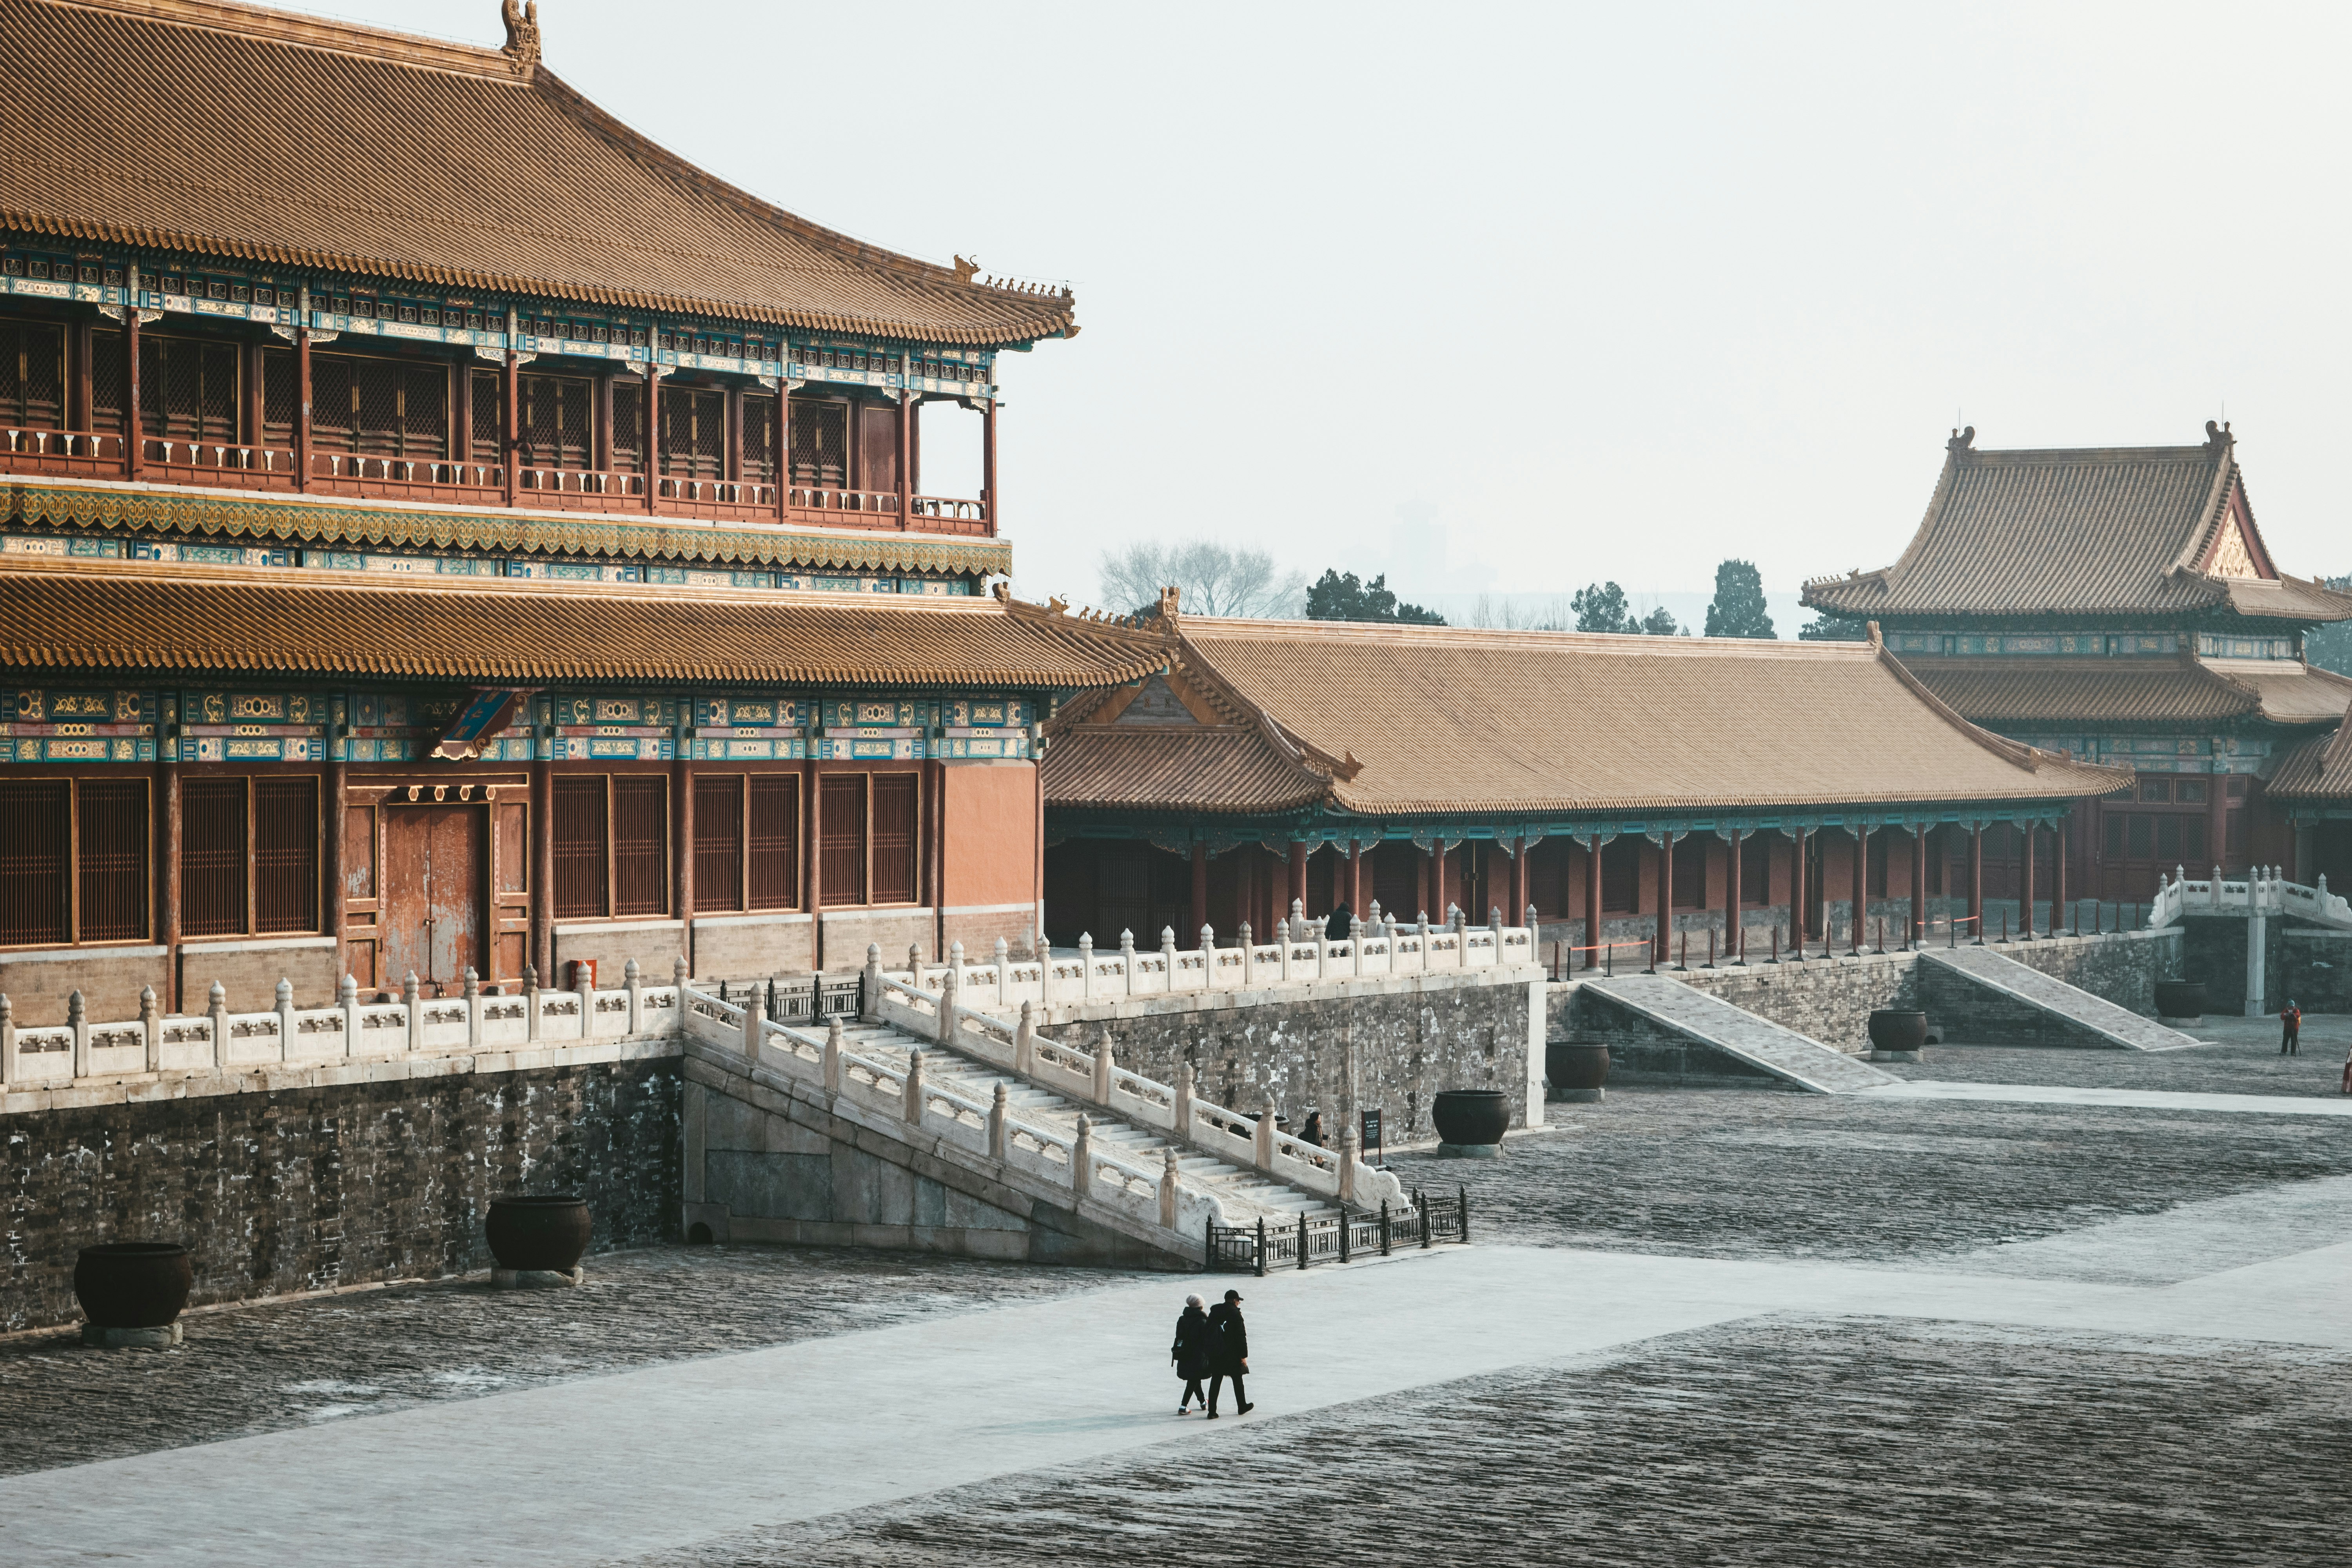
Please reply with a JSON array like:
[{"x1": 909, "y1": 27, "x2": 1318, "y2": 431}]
[
  {"x1": 2341, "y1": 1044, "x2": 2352, "y2": 1096},
  {"x1": 2280, "y1": 998, "x2": 2303, "y2": 1056},
  {"x1": 1205, "y1": 1287, "x2": 1253, "y2": 1417},
  {"x1": 1325, "y1": 902, "x2": 1354, "y2": 942},
  {"x1": 1171, "y1": 1292, "x2": 1210, "y2": 1415},
  {"x1": 1299, "y1": 1109, "x2": 1323, "y2": 1148}
]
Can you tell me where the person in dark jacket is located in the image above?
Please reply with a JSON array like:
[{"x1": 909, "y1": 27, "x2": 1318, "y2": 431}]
[
  {"x1": 1325, "y1": 903, "x2": 1354, "y2": 942},
  {"x1": 1205, "y1": 1288, "x2": 1253, "y2": 1417},
  {"x1": 2281, "y1": 999, "x2": 2303, "y2": 1056},
  {"x1": 1171, "y1": 1293, "x2": 1211, "y2": 1414},
  {"x1": 1299, "y1": 1109, "x2": 1323, "y2": 1148}
]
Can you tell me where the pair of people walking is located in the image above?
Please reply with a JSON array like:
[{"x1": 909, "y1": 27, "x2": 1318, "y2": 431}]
[{"x1": 1171, "y1": 1289, "x2": 1252, "y2": 1417}]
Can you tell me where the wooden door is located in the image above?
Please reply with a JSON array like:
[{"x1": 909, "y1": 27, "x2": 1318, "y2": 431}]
[{"x1": 380, "y1": 804, "x2": 485, "y2": 998}]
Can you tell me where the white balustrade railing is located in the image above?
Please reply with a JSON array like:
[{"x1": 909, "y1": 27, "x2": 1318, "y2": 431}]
[
  {"x1": 882, "y1": 905, "x2": 1536, "y2": 1015},
  {"x1": 677, "y1": 979, "x2": 1234, "y2": 1249},
  {"x1": 2149, "y1": 867, "x2": 2352, "y2": 932},
  {"x1": 857, "y1": 962, "x2": 1403, "y2": 1210},
  {"x1": 0, "y1": 958, "x2": 682, "y2": 1091}
]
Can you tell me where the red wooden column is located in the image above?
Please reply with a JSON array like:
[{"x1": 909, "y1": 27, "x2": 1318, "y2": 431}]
[
  {"x1": 532, "y1": 759, "x2": 553, "y2": 979},
  {"x1": 1911, "y1": 826, "x2": 1927, "y2": 947},
  {"x1": 928, "y1": 757, "x2": 947, "y2": 960},
  {"x1": 775, "y1": 381, "x2": 791, "y2": 521},
  {"x1": 1583, "y1": 837, "x2": 1603, "y2": 970},
  {"x1": 644, "y1": 367, "x2": 662, "y2": 516},
  {"x1": 241, "y1": 342, "x2": 264, "y2": 452},
  {"x1": 1726, "y1": 830, "x2": 1743, "y2": 962},
  {"x1": 2054, "y1": 816, "x2": 2071, "y2": 934},
  {"x1": 1851, "y1": 826, "x2": 1867, "y2": 955},
  {"x1": 1969, "y1": 825, "x2": 1984, "y2": 943},
  {"x1": 502, "y1": 344, "x2": 521, "y2": 508},
  {"x1": 2021, "y1": 822, "x2": 2038, "y2": 938},
  {"x1": 1788, "y1": 828, "x2": 1806, "y2": 956},
  {"x1": 724, "y1": 388, "x2": 744, "y2": 485},
  {"x1": 895, "y1": 389, "x2": 913, "y2": 530},
  {"x1": 804, "y1": 749, "x2": 823, "y2": 970},
  {"x1": 325, "y1": 760, "x2": 347, "y2": 980},
  {"x1": 1509, "y1": 839, "x2": 1528, "y2": 927},
  {"x1": 1432, "y1": 842, "x2": 1450, "y2": 923},
  {"x1": 1287, "y1": 842, "x2": 1308, "y2": 925},
  {"x1": 124, "y1": 301, "x2": 143, "y2": 479},
  {"x1": 981, "y1": 398, "x2": 998, "y2": 536},
  {"x1": 1190, "y1": 844, "x2": 1209, "y2": 939},
  {"x1": 159, "y1": 756, "x2": 181, "y2": 1010},
  {"x1": 69, "y1": 319, "x2": 94, "y2": 432},
  {"x1": 675, "y1": 752, "x2": 695, "y2": 975},
  {"x1": 2208, "y1": 769, "x2": 2229, "y2": 878},
  {"x1": 1653, "y1": 834, "x2": 1673, "y2": 967}
]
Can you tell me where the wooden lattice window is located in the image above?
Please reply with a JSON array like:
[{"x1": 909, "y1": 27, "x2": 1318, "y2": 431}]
[
  {"x1": 693, "y1": 775, "x2": 745, "y2": 912},
  {"x1": 2, "y1": 320, "x2": 65, "y2": 429},
  {"x1": 748, "y1": 774, "x2": 799, "y2": 910},
  {"x1": 871, "y1": 774, "x2": 919, "y2": 905},
  {"x1": 139, "y1": 335, "x2": 237, "y2": 442},
  {"x1": 819, "y1": 775, "x2": 866, "y2": 906},
  {"x1": 261, "y1": 348, "x2": 298, "y2": 446},
  {"x1": 519, "y1": 372, "x2": 592, "y2": 470},
  {"x1": 308, "y1": 354, "x2": 448, "y2": 458},
  {"x1": 612, "y1": 381, "x2": 644, "y2": 474},
  {"x1": 741, "y1": 392, "x2": 777, "y2": 484},
  {"x1": 661, "y1": 387, "x2": 725, "y2": 479},
  {"x1": 612, "y1": 777, "x2": 668, "y2": 917},
  {"x1": 183, "y1": 779, "x2": 249, "y2": 937},
  {"x1": 790, "y1": 398, "x2": 847, "y2": 486},
  {"x1": 254, "y1": 777, "x2": 319, "y2": 933},
  {"x1": 470, "y1": 369, "x2": 503, "y2": 463},
  {"x1": 0, "y1": 780, "x2": 71, "y2": 945},
  {"x1": 553, "y1": 777, "x2": 608, "y2": 920},
  {"x1": 91, "y1": 328, "x2": 124, "y2": 434},
  {"x1": 77, "y1": 779, "x2": 151, "y2": 942}
]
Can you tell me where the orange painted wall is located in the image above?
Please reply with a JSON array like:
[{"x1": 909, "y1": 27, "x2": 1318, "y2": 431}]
[{"x1": 941, "y1": 761, "x2": 1039, "y2": 908}]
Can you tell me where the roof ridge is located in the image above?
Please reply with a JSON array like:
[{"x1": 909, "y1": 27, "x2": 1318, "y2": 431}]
[
  {"x1": 1177, "y1": 617, "x2": 1875, "y2": 656},
  {"x1": 43, "y1": 0, "x2": 516, "y2": 80},
  {"x1": 1871, "y1": 635, "x2": 2051, "y2": 771}
]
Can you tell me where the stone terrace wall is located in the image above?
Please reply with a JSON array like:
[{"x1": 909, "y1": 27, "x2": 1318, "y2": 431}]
[
  {"x1": 1557, "y1": 985, "x2": 1795, "y2": 1089},
  {"x1": 0, "y1": 1058, "x2": 681, "y2": 1333},
  {"x1": 1038, "y1": 971, "x2": 1544, "y2": 1148},
  {"x1": 2280, "y1": 930, "x2": 2352, "y2": 1013},
  {"x1": 1996, "y1": 929, "x2": 2180, "y2": 1018}
]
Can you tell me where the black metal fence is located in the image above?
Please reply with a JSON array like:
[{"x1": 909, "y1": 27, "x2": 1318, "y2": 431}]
[
  {"x1": 711, "y1": 973, "x2": 864, "y2": 1026},
  {"x1": 1205, "y1": 1185, "x2": 1470, "y2": 1274}
]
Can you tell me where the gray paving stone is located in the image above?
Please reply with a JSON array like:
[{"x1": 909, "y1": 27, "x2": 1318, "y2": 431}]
[
  {"x1": 618, "y1": 1315, "x2": 2352, "y2": 1568},
  {"x1": 1888, "y1": 1013, "x2": 2352, "y2": 1097}
]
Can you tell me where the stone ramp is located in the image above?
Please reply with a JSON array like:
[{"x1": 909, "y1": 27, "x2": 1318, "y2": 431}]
[
  {"x1": 1584, "y1": 973, "x2": 1898, "y2": 1093},
  {"x1": 1918, "y1": 947, "x2": 2201, "y2": 1052}
]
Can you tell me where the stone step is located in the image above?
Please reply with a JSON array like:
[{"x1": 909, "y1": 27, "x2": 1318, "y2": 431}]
[
  {"x1": 1584, "y1": 973, "x2": 1900, "y2": 1094},
  {"x1": 1920, "y1": 947, "x2": 2201, "y2": 1052}
]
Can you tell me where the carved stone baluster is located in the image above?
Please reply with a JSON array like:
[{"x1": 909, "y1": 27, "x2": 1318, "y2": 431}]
[
  {"x1": 938, "y1": 964, "x2": 960, "y2": 1046},
  {"x1": 464, "y1": 967, "x2": 482, "y2": 1051},
  {"x1": 989, "y1": 1081, "x2": 1009, "y2": 1159},
  {"x1": 1160, "y1": 926, "x2": 1178, "y2": 993},
  {"x1": 1175, "y1": 1059, "x2": 1195, "y2": 1139},
  {"x1": 339, "y1": 974, "x2": 358, "y2": 1060},
  {"x1": 69, "y1": 989, "x2": 89, "y2": 1078},
  {"x1": 625, "y1": 957, "x2": 642, "y2": 1036},
  {"x1": 525, "y1": 964, "x2": 541, "y2": 1043},
  {"x1": 210, "y1": 982, "x2": 230, "y2": 1068},
  {"x1": 1015, "y1": 999, "x2": 1036, "y2": 1076},
  {"x1": 1199, "y1": 925, "x2": 1215, "y2": 994},
  {"x1": 1072, "y1": 1114, "x2": 1093, "y2": 1197},
  {"x1": 141, "y1": 984, "x2": 162, "y2": 1072},
  {"x1": 994, "y1": 937, "x2": 1010, "y2": 1006},
  {"x1": 824, "y1": 1015, "x2": 844, "y2": 1092},
  {"x1": 742, "y1": 985, "x2": 765, "y2": 1060},
  {"x1": 904, "y1": 1047, "x2": 924, "y2": 1123},
  {"x1": 862, "y1": 942, "x2": 882, "y2": 1023},
  {"x1": 1119, "y1": 929, "x2": 1137, "y2": 995},
  {"x1": 0, "y1": 993, "x2": 14, "y2": 1086},
  {"x1": 1239, "y1": 922, "x2": 1253, "y2": 987},
  {"x1": 1094, "y1": 1034, "x2": 1115, "y2": 1106},
  {"x1": 1254, "y1": 1091, "x2": 1277, "y2": 1172},
  {"x1": 1159, "y1": 1145, "x2": 1180, "y2": 1229},
  {"x1": 1078, "y1": 933, "x2": 1095, "y2": 1000},
  {"x1": 275, "y1": 978, "x2": 295, "y2": 1062}
]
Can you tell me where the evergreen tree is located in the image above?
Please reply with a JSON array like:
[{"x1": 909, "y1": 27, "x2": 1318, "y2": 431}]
[
  {"x1": 1702, "y1": 559, "x2": 1775, "y2": 638},
  {"x1": 1636, "y1": 605, "x2": 1685, "y2": 637},
  {"x1": 1571, "y1": 581, "x2": 1632, "y2": 633},
  {"x1": 1304, "y1": 570, "x2": 1445, "y2": 624}
]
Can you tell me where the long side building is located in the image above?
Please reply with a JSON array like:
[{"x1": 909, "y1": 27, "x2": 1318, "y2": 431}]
[{"x1": 1040, "y1": 603, "x2": 2125, "y2": 964}]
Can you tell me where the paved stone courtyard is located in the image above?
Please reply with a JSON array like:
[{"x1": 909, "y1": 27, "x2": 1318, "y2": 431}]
[{"x1": 4, "y1": 1033, "x2": 2349, "y2": 1566}]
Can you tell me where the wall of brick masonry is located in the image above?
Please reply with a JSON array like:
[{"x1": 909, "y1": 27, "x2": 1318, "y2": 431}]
[
  {"x1": 1555, "y1": 986, "x2": 1795, "y2": 1089},
  {"x1": 2279, "y1": 930, "x2": 2352, "y2": 1012},
  {"x1": 0, "y1": 1059, "x2": 681, "y2": 1333},
  {"x1": 1038, "y1": 972, "x2": 1545, "y2": 1147},
  {"x1": 1996, "y1": 929, "x2": 2181, "y2": 1018}
]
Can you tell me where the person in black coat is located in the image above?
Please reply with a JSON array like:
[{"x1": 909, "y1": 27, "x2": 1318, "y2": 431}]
[
  {"x1": 1171, "y1": 1294, "x2": 1211, "y2": 1414},
  {"x1": 1205, "y1": 1288, "x2": 1253, "y2": 1417},
  {"x1": 1325, "y1": 903, "x2": 1354, "y2": 942}
]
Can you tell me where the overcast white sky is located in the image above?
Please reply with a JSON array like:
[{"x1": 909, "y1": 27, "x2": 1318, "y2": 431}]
[{"x1": 325, "y1": 1, "x2": 2352, "y2": 623}]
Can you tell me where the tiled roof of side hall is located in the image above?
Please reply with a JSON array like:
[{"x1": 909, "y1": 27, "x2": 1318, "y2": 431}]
[
  {"x1": 1802, "y1": 425, "x2": 2352, "y2": 624},
  {"x1": 1044, "y1": 613, "x2": 2127, "y2": 820},
  {"x1": 0, "y1": 558, "x2": 1167, "y2": 687},
  {"x1": 0, "y1": 0, "x2": 1076, "y2": 345},
  {"x1": 2267, "y1": 715, "x2": 2352, "y2": 800},
  {"x1": 1901, "y1": 659, "x2": 2261, "y2": 725}
]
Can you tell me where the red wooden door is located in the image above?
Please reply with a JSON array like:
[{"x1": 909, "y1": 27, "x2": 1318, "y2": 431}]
[{"x1": 380, "y1": 805, "x2": 485, "y2": 998}]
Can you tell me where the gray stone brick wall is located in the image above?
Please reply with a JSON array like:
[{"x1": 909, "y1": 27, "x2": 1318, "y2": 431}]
[
  {"x1": 1560, "y1": 987, "x2": 1792, "y2": 1089},
  {"x1": 2279, "y1": 930, "x2": 2352, "y2": 1012},
  {"x1": 1039, "y1": 976, "x2": 1539, "y2": 1147},
  {"x1": 0, "y1": 1059, "x2": 681, "y2": 1333},
  {"x1": 1998, "y1": 929, "x2": 2180, "y2": 1017}
]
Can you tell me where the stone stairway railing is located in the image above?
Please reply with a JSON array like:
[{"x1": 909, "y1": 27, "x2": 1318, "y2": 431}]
[
  {"x1": 681, "y1": 980, "x2": 1265, "y2": 1262},
  {"x1": 2149, "y1": 867, "x2": 2352, "y2": 931},
  {"x1": 882, "y1": 900, "x2": 1536, "y2": 1017},
  {"x1": 859, "y1": 955, "x2": 1406, "y2": 1212},
  {"x1": 1, "y1": 961, "x2": 681, "y2": 1090}
]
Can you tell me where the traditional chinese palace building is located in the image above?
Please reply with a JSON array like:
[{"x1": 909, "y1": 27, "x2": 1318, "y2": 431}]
[
  {"x1": 1039, "y1": 605, "x2": 2122, "y2": 965},
  {"x1": 1802, "y1": 424, "x2": 2352, "y2": 901},
  {"x1": 0, "y1": 0, "x2": 1165, "y2": 1021}
]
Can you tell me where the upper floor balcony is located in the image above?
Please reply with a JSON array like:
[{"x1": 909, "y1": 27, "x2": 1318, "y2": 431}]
[{"x1": 0, "y1": 308, "x2": 996, "y2": 539}]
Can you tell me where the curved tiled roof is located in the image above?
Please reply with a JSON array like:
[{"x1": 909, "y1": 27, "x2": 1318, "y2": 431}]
[
  {"x1": 2268, "y1": 717, "x2": 2352, "y2": 801},
  {"x1": 1046, "y1": 614, "x2": 2125, "y2": 818},
  {"x1": 0, "y1": 557, "x2": 1165, "y2": 686},
  {"x1": 0, "y1": 0, "x2": 1076, "y2": 344},
  {"x1": 1803, "y1": 428, "x2": 2352, "y2": 624},
  {"x1": 2204, "y1": 659, "x2": 2352, "y2": 726},
  {"x1": 1901, "y1": 659, "x2": 2260, "y2": 725},
  {"x1": 1042, "y1": 727, "x2": 1327, "y2": 815}
]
